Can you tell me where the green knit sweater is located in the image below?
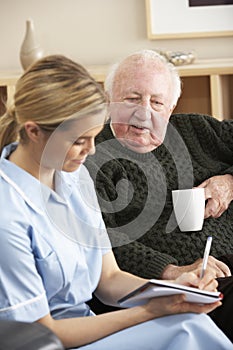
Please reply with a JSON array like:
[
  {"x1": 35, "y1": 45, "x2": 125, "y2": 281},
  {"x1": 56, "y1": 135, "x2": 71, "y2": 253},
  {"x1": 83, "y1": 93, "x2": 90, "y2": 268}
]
[{"x1": 86, "y1": 113, "x2": 233, "y2": 279}]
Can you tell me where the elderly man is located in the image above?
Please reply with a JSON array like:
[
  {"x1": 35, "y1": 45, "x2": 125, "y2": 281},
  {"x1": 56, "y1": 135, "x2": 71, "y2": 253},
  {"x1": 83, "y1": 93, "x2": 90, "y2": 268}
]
[{"x1": 86, "y1": 50, "x2": 233, "y2": 341}]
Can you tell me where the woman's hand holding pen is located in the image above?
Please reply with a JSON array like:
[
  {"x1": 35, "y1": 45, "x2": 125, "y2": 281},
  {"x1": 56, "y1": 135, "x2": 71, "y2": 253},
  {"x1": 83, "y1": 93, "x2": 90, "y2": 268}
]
[
  {"x1": 162, "y1": 235, "x2": 231, "y2": 281},
  {"x1": 151, "y1": 242, "x2": 224, "y2": 319},
  {"x1": 142, "y1": 270, "x2": 222, "y2": 319},
  {"x1": 174, "y1": 269, "x2": 218, "y2": 292},
  {"x1": 162, "y1": 256, "x2": 231, "y2": 280}
]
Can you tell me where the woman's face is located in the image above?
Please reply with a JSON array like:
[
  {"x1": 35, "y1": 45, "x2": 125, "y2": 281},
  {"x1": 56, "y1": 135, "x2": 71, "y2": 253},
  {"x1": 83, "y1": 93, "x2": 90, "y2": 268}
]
[
  {"x1": 40, "y1": 111, "x2": 106, "y2": 172},
  {"x1": 62, "y1": 124, "x2": 103, "y2": 172}
]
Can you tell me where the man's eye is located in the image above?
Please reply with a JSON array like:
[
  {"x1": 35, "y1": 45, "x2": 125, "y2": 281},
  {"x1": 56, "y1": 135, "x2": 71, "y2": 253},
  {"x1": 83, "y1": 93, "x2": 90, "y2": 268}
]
[
  {"x1": 151, "y1": 100, "x2": 165, "y2": 110},
  {"x1": 151, "y1": 100, "x2": 163, "y2": 106}
]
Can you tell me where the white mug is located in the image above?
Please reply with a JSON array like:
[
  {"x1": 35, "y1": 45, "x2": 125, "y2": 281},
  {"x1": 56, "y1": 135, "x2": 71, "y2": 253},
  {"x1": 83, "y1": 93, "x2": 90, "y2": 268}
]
[{"x1": 172, "y1": 188, "x2": 205, "y2": 232}]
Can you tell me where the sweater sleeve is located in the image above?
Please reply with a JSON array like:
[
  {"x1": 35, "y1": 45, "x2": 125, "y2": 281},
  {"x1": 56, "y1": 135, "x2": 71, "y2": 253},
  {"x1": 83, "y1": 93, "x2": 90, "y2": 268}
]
[
  {"x1": 113, "y1": 240, "x2": 178, "y2": 279},
  {"x1": 172, "y1": 114, "x2": 233, "y2": 176},
  {"x1": 218, "y1": 118, "x2": 233, "y2": 175},
  {"x1": 204, "y1": 115, "x2": 233, "y2": 175}
]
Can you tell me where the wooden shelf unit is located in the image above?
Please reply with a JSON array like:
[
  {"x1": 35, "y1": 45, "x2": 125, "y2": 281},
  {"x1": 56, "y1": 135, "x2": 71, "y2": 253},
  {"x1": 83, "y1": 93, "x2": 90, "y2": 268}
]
[
  {"x1": 173, "y1": 58, "x2": 233, "y2": 120},
  {"x1": 0, "y1": 58, "x2": 232, "y2": 120}
]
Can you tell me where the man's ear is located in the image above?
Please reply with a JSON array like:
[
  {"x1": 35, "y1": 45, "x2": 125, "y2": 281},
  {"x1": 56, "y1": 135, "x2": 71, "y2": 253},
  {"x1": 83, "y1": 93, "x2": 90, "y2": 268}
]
[
  {"x1": 170, "y1": 104, "x2": 176, "y2": 115},
  {"x1": 24, "y1": 121, "x2": 41, "y2": 142}
]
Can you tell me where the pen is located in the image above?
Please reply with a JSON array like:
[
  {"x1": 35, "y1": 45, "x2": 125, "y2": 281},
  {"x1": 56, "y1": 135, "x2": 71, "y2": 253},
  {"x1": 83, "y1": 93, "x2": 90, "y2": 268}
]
[{"x1": 200, "y1": 236, "x2": 212, "y2": 279}]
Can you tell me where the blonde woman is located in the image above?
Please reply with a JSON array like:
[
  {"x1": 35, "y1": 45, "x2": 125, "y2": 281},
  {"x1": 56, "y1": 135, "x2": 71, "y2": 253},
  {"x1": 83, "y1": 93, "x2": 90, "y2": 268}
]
[{"x1": 0, "y1": 55, "x2": 232, "y2": 350}]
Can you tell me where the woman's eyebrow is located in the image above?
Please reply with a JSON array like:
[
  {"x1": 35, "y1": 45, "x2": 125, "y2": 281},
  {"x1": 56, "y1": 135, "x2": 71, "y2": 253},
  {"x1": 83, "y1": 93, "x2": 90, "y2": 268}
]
[{"x1": 74, "y1": 135, "x2": 93, "y2": 141}]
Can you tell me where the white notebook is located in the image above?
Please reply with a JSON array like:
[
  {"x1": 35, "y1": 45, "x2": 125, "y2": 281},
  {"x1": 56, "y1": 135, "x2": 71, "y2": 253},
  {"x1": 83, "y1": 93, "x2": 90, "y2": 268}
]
[{"x1": 118, "y1": 279, "x2": 223, "y2": 308}]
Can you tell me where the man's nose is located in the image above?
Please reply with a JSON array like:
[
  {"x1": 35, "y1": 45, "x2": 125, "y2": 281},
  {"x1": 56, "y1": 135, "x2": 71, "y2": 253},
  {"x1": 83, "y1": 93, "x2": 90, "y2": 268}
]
[
  {"x1": 140, "y1": 97, "x2": 151, "y2": 109},
  {"x1": 134, "y1": 104, "x2": 151, "y2": 121}
]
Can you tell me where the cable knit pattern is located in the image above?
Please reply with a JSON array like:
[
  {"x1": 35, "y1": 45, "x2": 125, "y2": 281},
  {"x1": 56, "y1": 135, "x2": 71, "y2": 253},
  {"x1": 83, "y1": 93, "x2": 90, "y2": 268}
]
[{"x1": 86, "y1": 113, "x2": 233, "y2": 279}]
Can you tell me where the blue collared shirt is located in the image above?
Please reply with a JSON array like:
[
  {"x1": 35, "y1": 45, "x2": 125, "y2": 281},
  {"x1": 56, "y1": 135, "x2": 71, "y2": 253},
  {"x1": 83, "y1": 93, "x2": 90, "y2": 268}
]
[{"x1": 0, "y1": 143, "x2": 111, "y2": 322}]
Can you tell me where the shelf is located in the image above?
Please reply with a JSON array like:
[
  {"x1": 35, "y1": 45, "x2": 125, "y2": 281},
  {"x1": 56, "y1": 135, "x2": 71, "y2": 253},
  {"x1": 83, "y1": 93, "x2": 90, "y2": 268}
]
[{"x1": 0, "y1": 58, "x2": 233, "y2": 120}]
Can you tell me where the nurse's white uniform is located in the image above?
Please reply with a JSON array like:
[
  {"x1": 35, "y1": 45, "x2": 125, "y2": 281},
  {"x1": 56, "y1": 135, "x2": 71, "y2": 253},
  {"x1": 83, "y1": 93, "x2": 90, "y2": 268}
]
[{"x1": 0, "y1": 143, "x2": 232, "y2": 350}]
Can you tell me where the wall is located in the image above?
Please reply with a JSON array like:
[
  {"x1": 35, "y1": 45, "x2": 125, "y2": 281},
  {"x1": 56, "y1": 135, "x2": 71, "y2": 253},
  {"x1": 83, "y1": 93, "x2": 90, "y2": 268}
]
[{"x1": 0, "y1": 0, "x2": 233, "y2": 70}]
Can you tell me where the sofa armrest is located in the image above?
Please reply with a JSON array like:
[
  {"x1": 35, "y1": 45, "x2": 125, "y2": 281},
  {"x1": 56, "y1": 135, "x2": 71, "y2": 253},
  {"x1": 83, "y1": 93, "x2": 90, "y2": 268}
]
[{"x1": 0, "y1": 320, "x2": 64, "y2": 350}]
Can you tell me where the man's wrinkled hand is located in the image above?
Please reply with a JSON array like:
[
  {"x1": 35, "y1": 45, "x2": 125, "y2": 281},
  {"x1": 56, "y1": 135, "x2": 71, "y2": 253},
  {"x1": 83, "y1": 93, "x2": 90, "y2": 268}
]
[{"x1": 197, "y1": 174, "x2": 233, "y2": 218}]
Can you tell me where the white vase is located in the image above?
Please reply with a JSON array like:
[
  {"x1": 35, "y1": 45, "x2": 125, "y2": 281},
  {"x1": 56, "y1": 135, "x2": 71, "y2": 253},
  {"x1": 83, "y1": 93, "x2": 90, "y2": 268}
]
[{"x1": 20, "y1": 19, "x2": 44, "y2": 70}]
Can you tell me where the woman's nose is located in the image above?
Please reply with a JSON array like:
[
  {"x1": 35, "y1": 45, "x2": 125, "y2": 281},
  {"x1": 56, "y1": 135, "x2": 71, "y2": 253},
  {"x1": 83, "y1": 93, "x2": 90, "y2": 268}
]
[
  {"x1": 86, "y1": 139, "x2": 96, "y2": 155},
  {"x1": 88, "y1": 145, "x2": 96, "y2": 155}
]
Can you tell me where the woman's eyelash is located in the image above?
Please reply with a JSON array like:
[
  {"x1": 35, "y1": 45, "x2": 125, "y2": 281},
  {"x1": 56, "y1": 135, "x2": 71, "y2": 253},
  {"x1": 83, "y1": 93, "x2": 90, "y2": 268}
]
[{"x1": 73, "y1": 140, "x2": 85, "y2": 145}]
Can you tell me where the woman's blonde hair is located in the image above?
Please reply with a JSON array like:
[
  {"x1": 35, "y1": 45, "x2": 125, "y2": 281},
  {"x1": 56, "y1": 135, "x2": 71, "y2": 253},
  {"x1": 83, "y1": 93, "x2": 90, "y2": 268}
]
[{"x1": 0, "y1": 54, "x2": 107, "y2": 153}]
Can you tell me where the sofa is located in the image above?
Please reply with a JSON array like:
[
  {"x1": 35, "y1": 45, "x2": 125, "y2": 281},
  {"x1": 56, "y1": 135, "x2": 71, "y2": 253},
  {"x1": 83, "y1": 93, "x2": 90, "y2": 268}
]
[{"x1": 0, "y1": 320, "x2": 64, "y2": 350}]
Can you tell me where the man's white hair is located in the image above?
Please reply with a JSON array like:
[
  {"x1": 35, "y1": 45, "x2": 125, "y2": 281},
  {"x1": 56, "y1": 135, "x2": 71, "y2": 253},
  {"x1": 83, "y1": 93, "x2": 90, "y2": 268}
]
[{"x1": 104, "y1": 49, "x2": 182, "y2": 108}]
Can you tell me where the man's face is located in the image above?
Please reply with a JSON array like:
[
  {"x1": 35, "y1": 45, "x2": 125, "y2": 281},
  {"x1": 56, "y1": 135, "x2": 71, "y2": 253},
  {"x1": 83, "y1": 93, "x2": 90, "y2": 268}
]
[{"x1": 110, "y1": 61, "x2": 175, "y2": 153}]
